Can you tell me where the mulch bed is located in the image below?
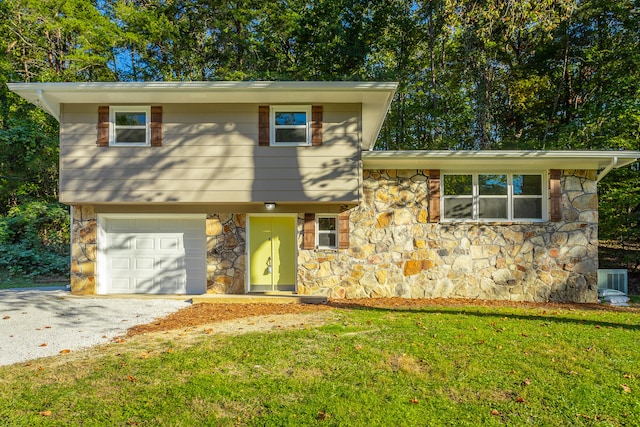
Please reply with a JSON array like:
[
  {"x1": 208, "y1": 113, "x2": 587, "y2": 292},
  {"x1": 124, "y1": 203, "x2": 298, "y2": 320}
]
[{"x1": 126, "y1": 297, "x2": 639, "y2": 337}]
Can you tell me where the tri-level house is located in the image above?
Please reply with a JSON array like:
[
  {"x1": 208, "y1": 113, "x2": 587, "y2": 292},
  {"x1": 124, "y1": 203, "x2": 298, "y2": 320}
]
[{"x1": 8, "y1": 81, "x2": 640, "y2": 302}]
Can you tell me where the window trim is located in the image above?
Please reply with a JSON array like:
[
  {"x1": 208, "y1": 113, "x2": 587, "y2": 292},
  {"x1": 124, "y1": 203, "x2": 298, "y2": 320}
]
[
  {"x1": 109, "y1": 106, "x2": 151, "y2": 147},
  {"x1": 270, "y1": 105, "x2": 312, "y2": 147},
  {"x1": 316, "y1": 214, "x2": 339, "y2": 249},
  {"x1": 440, "y1": 171, "x2": 548, "y2": 222}
]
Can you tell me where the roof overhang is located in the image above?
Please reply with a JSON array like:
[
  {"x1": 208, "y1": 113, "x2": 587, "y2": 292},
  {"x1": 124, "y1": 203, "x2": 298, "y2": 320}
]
[
  {"x1": 363, "y1": 150, "x2": 640, "y2": 181},
  {"x1": 7, "y1": 81, "x2": 397, "y2": 149}
]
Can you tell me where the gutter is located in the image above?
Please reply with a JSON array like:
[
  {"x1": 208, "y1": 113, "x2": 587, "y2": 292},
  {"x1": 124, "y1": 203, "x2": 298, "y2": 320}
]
[
  {"x1": 36, "y1": 88, "x2": 60, "y2": 121},
  {"x1": 596, "y1": 156, "x2": 618, "y2": 182}
]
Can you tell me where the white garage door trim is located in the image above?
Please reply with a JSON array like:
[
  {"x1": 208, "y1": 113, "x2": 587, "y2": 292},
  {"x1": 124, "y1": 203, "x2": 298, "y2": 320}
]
[{"x1": 97, "y1": 214, "x2": 206, "y2": 295}]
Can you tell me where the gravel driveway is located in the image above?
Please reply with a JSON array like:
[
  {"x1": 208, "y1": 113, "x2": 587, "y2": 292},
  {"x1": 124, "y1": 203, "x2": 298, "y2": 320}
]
[{"x1": 0, "y1": 287, "x2": 190, "y2": 366}]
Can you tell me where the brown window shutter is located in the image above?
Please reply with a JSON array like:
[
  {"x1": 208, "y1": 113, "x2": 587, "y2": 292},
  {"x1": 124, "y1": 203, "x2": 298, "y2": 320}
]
[
  {"x1": 259, "y1": 105, "x2": 270, "y2": 146},
  {"x1": 97, "y1": 106, "x2": 109, "y2": 147},
  {"x1": 311, "y1": 105, "x2": 323, "y2": 146},
  {"x1": 428, "y1": 170, "x2": 441, "y2": 222},
  {"x1": 550, "y1": 169, "x2": 562, "y2": 222},
  {"x1": 338, "y1": 211, "x2": 350, "y2": 249},
  {"x1": 150, "y1": 106, "x2": 162, "y2": 147},
  {"x1": 303, "y1": 213, "x2": 315, "y2": 249}
]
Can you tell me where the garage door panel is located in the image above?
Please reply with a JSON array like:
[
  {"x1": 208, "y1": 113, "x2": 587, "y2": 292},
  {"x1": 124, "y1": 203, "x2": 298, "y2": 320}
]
[
  {"x1": 111, "y1": 258, "x2": 131, "y2": 270},
  {"x1": 110, "y1": 278, "x2": 133, "y2": 292},
  {"x1": 102, "y1": 216, "x2": 205, "y2": 294},
  {"x1": 159, "y1": 238, "x2": 180, "y2": 250}
]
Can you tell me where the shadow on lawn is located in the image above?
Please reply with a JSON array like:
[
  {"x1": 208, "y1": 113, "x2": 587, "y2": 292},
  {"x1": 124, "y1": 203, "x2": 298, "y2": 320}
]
[{"x1": 327, "y1": 301, "x2": 640, "y2": 331}]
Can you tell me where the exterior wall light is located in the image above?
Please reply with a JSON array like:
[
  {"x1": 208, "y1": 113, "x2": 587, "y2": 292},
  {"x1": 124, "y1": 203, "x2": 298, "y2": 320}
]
[{"x1": 264, "y1": 202, "x2": 276, "y2": 211}]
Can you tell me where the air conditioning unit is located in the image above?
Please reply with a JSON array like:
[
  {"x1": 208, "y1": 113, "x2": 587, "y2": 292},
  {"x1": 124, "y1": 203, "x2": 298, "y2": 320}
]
[{"x1": 597, "y1": 269, "x2": 628, "y2": 295}]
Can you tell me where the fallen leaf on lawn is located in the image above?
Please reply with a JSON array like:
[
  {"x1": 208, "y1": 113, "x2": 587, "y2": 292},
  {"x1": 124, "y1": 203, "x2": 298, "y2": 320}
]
[
  {"x1": 127, "y1": 375, "x2": 137, "y2": 383},
  {"x1": 409, "y1": 398, "x2": 419, "y2": 404},
  {"x1": 37, "y1": 366, "x2": 44, "y2": 371},
  {"x1": 354, "y1": 344, "x2": 363, "y2": 351},
  {"x1": 491, "y1": 409, "x2": 501, "y2": 416},
  {"x1": 522, "y1": 378, "x2": 532, "y2": 386},
  {"x1": 59, "y1": 349, "x2": 71, "y2": 354},
  {"x1": 509, "y1": 370, "x2": 517, "y2": 374},
  {"x1": 515, "y1": 396, "x2": 526, "y2": 403},
  {"x1": 39, "y1": 410, "x2": 52, "y2": 417},
  {"x1": 624, "y1": 374, "x2": 633, "y2": 379},
  {"x1": 317, "y1": 411, "x2": 331, "y2": 420},
  {"x1": 166, "y1": 348, "x2": 174, "y2": 353},
  {"x1": 39, "y1": 343, "x2": 47, "y2": 347},
  {"x1": 620, "y1": 384, "x2": 631, "y2": 393}
]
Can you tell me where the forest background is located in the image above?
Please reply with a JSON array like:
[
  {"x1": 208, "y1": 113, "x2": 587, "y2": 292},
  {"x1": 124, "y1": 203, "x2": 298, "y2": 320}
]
[{"x1": 0, "y1": 0, "x2": 638, "y2": 284}]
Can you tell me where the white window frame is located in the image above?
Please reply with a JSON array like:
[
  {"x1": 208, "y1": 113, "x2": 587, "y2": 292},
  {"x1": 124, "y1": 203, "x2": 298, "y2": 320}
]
[
  {"x1": 110, "y1": 106, "x2": 151, "y2": 146},
  {"x1": 441, "y1": 172, "x2": 548, "y2": 222},
  {"x1": 316, "y1": 214, "x2": 339, "y2": 249},
  {"x1": 270, "y1": 105, "x2": 312, "y2": 146}
]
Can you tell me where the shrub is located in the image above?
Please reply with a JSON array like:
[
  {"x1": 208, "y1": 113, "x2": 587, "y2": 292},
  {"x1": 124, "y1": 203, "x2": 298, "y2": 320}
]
[{"x1": 0, "y1": 202, "x2": 69, "y2": 278}]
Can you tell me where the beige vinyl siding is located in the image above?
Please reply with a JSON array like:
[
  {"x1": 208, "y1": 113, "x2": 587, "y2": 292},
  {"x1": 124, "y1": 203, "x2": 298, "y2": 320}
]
[{"x1": 59, "y1": 103, "x2": 362, "y2": 204}]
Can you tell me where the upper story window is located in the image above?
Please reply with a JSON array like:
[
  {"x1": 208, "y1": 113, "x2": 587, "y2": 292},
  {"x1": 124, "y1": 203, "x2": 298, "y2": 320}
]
[
  {"x1": 442, "y1": 173, "x2": 545, "y2": 221},
  {"x1": 110, "y1": 106, "x2": 151, "y2": 146},
  {"x1": 270, "y1": 106, "x2": 312, "y2": 146}
]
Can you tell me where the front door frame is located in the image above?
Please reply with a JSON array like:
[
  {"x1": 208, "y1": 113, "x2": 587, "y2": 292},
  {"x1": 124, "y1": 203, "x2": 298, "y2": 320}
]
[{"x1": 246, "y1": 214, "x2": 298, "y2": 293}]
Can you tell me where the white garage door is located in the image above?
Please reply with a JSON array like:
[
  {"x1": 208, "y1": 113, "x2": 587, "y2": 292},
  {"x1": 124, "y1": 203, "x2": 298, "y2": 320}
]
[{"x1": 100, "y1": 215, "x2": 206, "y2": 294}]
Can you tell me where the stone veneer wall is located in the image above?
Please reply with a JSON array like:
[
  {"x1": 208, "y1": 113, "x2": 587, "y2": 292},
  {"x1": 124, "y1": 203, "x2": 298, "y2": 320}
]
[
  {"x1": 70, "y1": 205, "x2": 97, "y2": 294},
  {"x1": 206, "y1": 214, "x2": 246, "y2": 293},
  {"x1": 298, "y1": 169, "x2": 599, "y2": 303}
]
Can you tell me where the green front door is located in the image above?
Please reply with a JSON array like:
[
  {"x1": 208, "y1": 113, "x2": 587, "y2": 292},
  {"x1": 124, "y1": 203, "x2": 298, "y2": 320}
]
[{"x1": 249, "y1": 216, "x2": 296, "y2": 292}]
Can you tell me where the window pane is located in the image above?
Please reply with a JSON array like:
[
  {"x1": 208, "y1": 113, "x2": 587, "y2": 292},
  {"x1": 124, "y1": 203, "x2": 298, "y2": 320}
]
[
  {"x1": 514, "y1": 198, "x2": 542, "y2": 219},
  {"x1": 275, "y1": 112, "x2": 306, "y2": 126},
  {"x1": 275, "y1": 128, "x2": 307, "y2": 143},
  {"x1": 479, "y1": 197, "x2": 507, "y2": 219},
  {"x1": 115, "y1": 112, "x2": 146, "y2": 126},
  {"x1": 116, "y1": 128, "x2": 146, "y2": 143},
  {"x1": 444, "y1": 175, "x2": 472, "y2": 195},
  {"x1": 513, "y1": 175, "x2": 542, "y2": 195},
  {"x1": 444, "y1": 197, "x2": 473, "y2": 218},
  {"x1": 318, "y1": 217, "x2": 336, "y2": 231},
  {"x1": 479, "y1": 175, "x2": 507, "y2": 195},
  {"x1": 318, "y1": 233, "x2": 336, "y2": 248}
]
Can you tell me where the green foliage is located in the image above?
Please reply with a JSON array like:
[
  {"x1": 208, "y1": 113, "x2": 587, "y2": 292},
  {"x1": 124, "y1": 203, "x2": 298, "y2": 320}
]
[
  {"x1": 0, "y1": 202, "x2": 69, "y2": 278},
  {"x1": 0, "y1": 304, "x2": 639, "y2": 424},
  {"x1": 0, "y1": 0, "x2": 639, "y2": 253}
]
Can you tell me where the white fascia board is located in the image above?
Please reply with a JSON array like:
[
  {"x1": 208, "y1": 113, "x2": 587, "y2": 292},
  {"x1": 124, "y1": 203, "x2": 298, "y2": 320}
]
[{"x1": 362, "y1": 150, "x2": 640, "y2": 171}]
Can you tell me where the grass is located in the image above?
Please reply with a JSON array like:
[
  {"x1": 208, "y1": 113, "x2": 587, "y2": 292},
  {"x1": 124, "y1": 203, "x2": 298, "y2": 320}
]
[
  {"x1": 1, "y1": 304, "x2": 639, "y2": 426},
  {"x1": 0, "y1": 271, "x2": 67, "y2": 290}
]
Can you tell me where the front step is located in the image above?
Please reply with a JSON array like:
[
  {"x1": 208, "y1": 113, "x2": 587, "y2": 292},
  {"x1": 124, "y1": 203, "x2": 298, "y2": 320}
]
[{"x1": 191, "y1": 294, "x2": 328, "y2": 305}]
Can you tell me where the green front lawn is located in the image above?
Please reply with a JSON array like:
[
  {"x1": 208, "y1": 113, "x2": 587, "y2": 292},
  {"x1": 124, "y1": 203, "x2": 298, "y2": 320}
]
[{"x1": 0, "y1": 303, "x2": 638, "y2": 426}]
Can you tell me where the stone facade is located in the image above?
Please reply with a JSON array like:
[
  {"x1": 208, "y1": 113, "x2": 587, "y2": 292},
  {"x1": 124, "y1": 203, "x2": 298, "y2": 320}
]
[
  {"x1": 298, "y1": 169, "x2": 599, "y2": 303},
  {"x1": 70, "y1": 205, "x2": 97, "y2": 294},
  {"x1": 206, "y1": 214, "x2": 246, "y2": 293},
  {"x1": 69, "y1": 169, "x2": 599, "y2": 302}
]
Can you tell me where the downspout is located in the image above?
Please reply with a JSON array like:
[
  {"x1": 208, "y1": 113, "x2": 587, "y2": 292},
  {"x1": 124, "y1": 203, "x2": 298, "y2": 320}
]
[
  {"x1": 596, "y1": 156, "x2": 618, "y2": 182},
  {"x1": 36, "y1": 88, "x2": 60, "y2": 121}
]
